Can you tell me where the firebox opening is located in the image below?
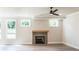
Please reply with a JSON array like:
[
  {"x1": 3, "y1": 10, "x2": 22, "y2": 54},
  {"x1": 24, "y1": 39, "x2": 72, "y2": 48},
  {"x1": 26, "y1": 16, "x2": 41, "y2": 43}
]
[{"x1": 35, "y1": 36, "x2": 45, "y2": 44}]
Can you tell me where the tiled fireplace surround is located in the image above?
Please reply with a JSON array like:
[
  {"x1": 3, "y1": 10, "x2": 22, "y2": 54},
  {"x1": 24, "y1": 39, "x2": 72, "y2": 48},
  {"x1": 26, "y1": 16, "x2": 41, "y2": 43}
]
[{"x1": 32, "y1": 30, "x2": 48, "y2": 45}]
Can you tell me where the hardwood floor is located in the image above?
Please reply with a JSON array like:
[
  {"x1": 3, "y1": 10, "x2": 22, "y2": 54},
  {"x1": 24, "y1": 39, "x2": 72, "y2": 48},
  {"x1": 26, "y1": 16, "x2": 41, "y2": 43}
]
[{"x1": 0, "y1": 44, "x2": 78, "y2": 51}]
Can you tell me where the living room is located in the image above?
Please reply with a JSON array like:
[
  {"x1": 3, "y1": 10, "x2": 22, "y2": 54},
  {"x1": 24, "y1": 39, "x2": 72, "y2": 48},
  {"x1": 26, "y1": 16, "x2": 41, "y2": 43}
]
[{"x1": 0, "y1": 7, "x2": 79, "y2": 51}]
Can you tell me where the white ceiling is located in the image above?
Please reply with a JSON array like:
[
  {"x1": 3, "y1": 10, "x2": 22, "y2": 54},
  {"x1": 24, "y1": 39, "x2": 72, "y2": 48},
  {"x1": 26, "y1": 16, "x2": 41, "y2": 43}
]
[
  {"x1": 35, "y1": 7, "x2": 79, "y2": 18},
  {"x1": 0, "y1": 7, "x2": 49, "y2": 17},
  {"x1": 0, "y1": 7, "x2": 79, "y2": 18}
]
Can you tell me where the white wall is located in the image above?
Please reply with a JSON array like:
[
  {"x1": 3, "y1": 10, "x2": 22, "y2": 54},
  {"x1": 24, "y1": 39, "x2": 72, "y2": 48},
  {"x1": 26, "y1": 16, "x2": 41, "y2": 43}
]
[
  {"x1": 16, "y1": 18, "x2": 32, "y2": 44},
  {"x1": 32, "y1": 19, "x2": 49, "y2": 30},
  {"x1": 48, "y1": 19, "x2": 63, "y2": 44},
  {"x1": 63, "y1": 12, "x2": 79, "y2": 49}
]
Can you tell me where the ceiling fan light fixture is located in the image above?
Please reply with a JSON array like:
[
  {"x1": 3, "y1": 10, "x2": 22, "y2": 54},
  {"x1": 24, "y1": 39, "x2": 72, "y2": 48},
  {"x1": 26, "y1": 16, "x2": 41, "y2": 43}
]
[
  {"x1": 59, "y1": 14, "x2": 62, "y2": 16},
  {"x1": 50, "y1": 13, "x2": 53, "y2": 15}
]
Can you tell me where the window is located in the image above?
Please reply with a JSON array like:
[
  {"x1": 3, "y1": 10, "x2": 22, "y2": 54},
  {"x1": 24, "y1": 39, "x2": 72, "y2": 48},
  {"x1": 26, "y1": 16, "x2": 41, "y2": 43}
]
[
  {"x1": 21, "y1": 19, "x2": 31, "y2": 27},
  {"x1": 7, "y1": 19, "x2": 16, "y2": 39},
  {"x1": 49, "y1": 19, "x2": 59, "y2": 27}
]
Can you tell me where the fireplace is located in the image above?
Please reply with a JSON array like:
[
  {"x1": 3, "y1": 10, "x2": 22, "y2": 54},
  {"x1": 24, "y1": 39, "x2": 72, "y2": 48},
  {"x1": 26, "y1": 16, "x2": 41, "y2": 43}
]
[{"x1": 32, "y1": 30, "x2": 48, "y2": 45}]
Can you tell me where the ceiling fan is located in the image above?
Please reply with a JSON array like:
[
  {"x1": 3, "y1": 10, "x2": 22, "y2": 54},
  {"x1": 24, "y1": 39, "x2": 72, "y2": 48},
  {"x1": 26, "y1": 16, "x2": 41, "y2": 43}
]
[{"x1": 50, "y1": 7, "x2": 59, "y2": 16}]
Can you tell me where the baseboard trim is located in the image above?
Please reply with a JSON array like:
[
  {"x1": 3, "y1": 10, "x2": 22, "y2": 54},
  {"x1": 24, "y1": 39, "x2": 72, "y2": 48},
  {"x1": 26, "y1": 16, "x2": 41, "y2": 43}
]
[
  {"x1": 48, "y1": 42, "x2": 63, "y2": 44},
  {"x1": 64, "y1": 42, "x2": 79, "y2": 49}
]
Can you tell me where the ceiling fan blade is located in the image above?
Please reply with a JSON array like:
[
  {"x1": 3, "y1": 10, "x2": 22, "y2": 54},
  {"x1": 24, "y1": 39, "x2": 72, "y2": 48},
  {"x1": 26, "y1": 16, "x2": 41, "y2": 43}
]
[
  {"x1": 53, "y1": 13, "x2": 59, "y2": 16},
  {"x1": 53, "y1": 9, "x2": 58, "y2": 13}
]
